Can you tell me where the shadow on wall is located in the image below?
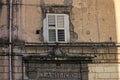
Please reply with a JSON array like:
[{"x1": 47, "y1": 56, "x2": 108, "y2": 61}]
[
  {"x1": 0, "y1": 0, "x2": 3, "y2": 16},
  {"x1": 0, "y1": 0, "x2": 3, "y2": 8}
]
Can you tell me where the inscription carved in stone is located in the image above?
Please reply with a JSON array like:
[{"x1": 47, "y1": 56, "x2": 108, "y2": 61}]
[{"x1": 25, "y1": 63, "x2": 88, "y2": 80}]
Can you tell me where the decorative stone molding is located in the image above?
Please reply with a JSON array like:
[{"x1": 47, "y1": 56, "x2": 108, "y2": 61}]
[{"x1": 42, "y1": 5, "x2": 72, "y2": 14}]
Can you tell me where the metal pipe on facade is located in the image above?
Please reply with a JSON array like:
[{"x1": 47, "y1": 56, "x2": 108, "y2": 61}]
[{"x1": 9, "y1": 0, "x2": 13, "y2": 80}]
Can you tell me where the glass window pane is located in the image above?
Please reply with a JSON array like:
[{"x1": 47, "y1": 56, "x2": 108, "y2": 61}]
[
  {"x1": 49, "y1": 29, "x2": 56, "y2": 41},
  {"x1": 57, "y1": 15, "x2": 64, "y2": 28},
  {"x1": 58, "y1": 30, "x2": 65, "y2": 41},
  {"x1": 48, "y1": 15, "x2": 55, "y2": 27}
]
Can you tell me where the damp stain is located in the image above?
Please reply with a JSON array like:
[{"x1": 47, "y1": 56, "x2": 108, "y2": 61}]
[{"x1": 0, "y1": 0, "x2": 3, "y2": 17}]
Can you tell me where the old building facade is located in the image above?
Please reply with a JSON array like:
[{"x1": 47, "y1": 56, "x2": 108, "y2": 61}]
[{"x1": 0, "y1": 0, "x2": 120, "y2": 80}]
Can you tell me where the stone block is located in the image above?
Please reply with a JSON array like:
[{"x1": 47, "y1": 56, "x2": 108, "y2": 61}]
[
  {"x1": 97, "y1": 73, "x2": 111, "y2": 79},
  {"x1": 110, "y1": 73, "x2": 119, "y2": 78},
  {"x1": 104, "y1": 66, "x2": 118, "y2": 72},
  {"x1": 88, "y1": 73, "x2": 96, "y2": 80}
]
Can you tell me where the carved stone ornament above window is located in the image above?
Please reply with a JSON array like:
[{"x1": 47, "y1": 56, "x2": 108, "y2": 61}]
[{"x1": 42, "y1": 5, "x2": 72, "y2": 14}]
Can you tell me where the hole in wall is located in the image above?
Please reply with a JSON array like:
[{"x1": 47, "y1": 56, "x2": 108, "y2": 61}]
[{"x1": 36, "y1": 30, "x2": 40, "y2": 34}]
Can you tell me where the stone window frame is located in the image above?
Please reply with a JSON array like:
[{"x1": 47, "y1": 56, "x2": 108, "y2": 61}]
[{"x1": 43, "y1": 13, "x2": 70, "y2": 43}]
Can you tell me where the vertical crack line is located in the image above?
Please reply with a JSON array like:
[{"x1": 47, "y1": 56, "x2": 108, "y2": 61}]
[
  {"x1": 95, "y1": 0, "x2": 100, "y2": 42},
  {"x1": 81, "y1": 0, "x2": 84, "y2": 33}
]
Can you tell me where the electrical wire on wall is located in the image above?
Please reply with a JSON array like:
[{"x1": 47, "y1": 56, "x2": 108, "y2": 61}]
[{"x1": 8, "y1": 0, "x2": 13, "y2": 80}]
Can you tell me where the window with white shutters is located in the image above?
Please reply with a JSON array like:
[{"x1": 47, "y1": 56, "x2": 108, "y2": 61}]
[{"x1": 43, "y1": 14, "x2": 70, "y2": 43}]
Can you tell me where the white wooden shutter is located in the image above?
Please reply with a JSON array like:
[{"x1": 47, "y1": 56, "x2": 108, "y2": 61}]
[
  {"x1": 57, "y1": 15, "x2": 65, "y2": 41},
  {"x1": 64, "y1": 14, "x2": 70, "y2": 42},
  {"x1": 57, "y1": 29, "x2": 65, "y2": 41},
  {"x1": 57, "y1": 15, "x2": 64, "y2": 28},
  {"x1": 48, "y1": 15, "x2": 56, "y2": 42},
  {"x1": 48, "y1": 15, "x2": 55, "y2": 27},
  {"x1": 43, "y1": 18, "x2": 48, "y2": 42}
]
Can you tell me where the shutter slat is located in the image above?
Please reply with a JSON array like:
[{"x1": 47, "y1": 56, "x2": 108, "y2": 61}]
[
  {"x1": 57, "y1": 15, "x2": 64, "y2": 28},
  {"x1": 48, "y1": 15, "x2": 55, "y2": 27},
  {"x1": 58, "y1": 30, "x2": 65, "y2": 41},
  {"x1": 49, "y1": 29, "x2": 56, "y2": 41}
]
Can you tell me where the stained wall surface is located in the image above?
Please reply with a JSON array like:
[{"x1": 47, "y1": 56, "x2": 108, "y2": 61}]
[
  {"x1": 0, "y1": 0, "x2": 117, "y2": 43},
  {"x1": 0, "y1": 0, "x2": 119, "y2": 80}
]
